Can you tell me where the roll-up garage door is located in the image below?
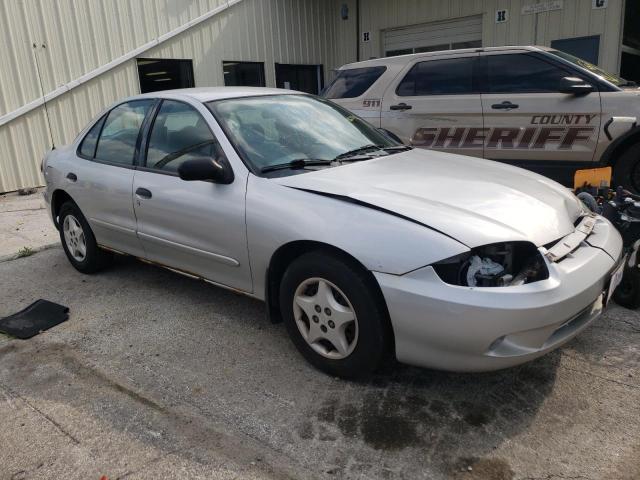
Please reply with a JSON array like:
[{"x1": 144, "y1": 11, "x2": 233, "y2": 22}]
[{"x1": 384, "y1": 16, "x2": 482, "y2": 57}]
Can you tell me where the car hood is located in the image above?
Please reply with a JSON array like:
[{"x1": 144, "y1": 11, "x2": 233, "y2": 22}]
[{"x1": 274, "y1": 149, "x2": 583, "y2": 248}]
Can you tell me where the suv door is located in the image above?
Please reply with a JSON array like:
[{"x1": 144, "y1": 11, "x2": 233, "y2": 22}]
[
  {"x1": 481, "y1": 51, "x2": 602, "y2": 164},
  {"x1": 132, "y1": 99, "x2": 252, "y2": 292},
  {"x1": 69, "y1": 99, "x2": 155, "y2": 256},
  {"x1": 380, "y1": 53, "x2": 484, "y2": 158}
]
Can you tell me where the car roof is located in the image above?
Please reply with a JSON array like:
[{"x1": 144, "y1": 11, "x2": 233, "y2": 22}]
[
  {"x1": 337, "y1": 45, "x2": 551, "y2": 70},
  {"x1": 133, "y1": 87, "x2": 301, "y2": 103}
]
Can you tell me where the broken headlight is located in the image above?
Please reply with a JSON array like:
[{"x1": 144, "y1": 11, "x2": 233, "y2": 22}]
[{"x1": 431, "y1": 242, "x2": 549, "y2": 287}]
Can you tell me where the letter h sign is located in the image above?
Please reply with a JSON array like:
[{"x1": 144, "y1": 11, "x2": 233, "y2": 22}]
[{"x1": 495, "y1": 9, "x2": 508, "y2": 23}]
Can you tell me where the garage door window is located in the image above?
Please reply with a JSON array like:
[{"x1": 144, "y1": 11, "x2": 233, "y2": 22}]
[
  {"x1": 223, "y1": 61, "x2": 266, "y2": 87},
  {"x1": 487, "y1": 54, "x2": 575, "y2": 93},
  {"x1": 324, "y1": 66, "x2": 386, "y2": 99},
  {"x1": 397, "y1": 58, "x2": 475, "y2": 96}
]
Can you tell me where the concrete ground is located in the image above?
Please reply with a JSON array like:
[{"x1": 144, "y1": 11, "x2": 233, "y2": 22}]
[
  {"x1": 1, "y1": 195, "x2": 639, "y2": 479},
  {"x1": 0, "y1": 189, "x2": 58, "y2": 262}
]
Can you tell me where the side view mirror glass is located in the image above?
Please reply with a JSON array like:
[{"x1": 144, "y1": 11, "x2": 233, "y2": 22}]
[
  {"x1": 559, "y1": 77, "x2": 595, "y2": 96},
  {"x1": 177, "y1": 157, "x2": 234, "y2": 184}
]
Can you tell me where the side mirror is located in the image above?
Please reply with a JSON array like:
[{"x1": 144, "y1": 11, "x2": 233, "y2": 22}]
[
  {"x1": 559, "y1": 77, "x2": 595, "y2": 96},
  {"x1": 178, "y1": 157, "x2": 234, "y2": 184}
]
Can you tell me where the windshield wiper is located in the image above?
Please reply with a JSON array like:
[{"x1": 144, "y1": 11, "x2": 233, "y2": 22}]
[
  {"x1": 260, "y1": 158, "x2": 333, "y2": 173},
  {"x1": 333, "y1": 144, "x2": 413, "y2": 161}
]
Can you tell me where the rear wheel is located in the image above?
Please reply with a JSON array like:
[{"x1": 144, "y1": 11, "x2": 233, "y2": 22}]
[
  {"x1": 613, "y1": 143, "x2": 640, "y2": 193},
  {"x1": 58, "y1": 201, "x2": 111, "y2": 273},
  {"x1": 279, "y1": 251, "x2": 390, "y2": 378}
]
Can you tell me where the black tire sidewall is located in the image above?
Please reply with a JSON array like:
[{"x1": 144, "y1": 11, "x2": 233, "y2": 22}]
[
  {"x1": 613, "y1": 266, "x2": 640, "y2": 309},
  {"x1": 613, "y1": 143, "x2": 640, "y2": 193},
  {"x1": 58, "y1": 202, "x2": 105, "y2": 274},
  {"x1": 279, "y1": 251, "x2": 389, "y2": 378}
]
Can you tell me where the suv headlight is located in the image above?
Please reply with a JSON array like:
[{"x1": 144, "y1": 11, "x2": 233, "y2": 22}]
[{"x1": 431, "y1": 241, "x2": 549, "y2": 287}]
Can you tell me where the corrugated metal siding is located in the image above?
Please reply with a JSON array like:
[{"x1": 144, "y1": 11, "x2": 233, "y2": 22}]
[
  {"x1": 358, "y1": 0, "x2": 624, "y2": 73},
  {"x1": 0, "y1": 0, "x2": 343, "y2": 192}
]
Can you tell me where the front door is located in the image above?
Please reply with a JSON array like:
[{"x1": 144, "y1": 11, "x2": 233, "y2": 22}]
[
  {"x1": 68, "y1": 99, "x2": 155, "y2": 257},
  {"x1": 481, "y1": 51, "x2": 602, "y2": 164},
  {"x1": 132, "y1": 99, "x2": 252, "y2": 292},
  {"x1": 380, "y1": 53, "x2": 485, "y2": 158}
]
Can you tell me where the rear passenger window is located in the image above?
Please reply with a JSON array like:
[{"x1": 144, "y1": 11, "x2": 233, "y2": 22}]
[
  {"x1": 397, "y1": 57, "x2": 474, "y2": 96},
  {"x1": 487, "y1": 54, "x2": 574, "y2": 93},
  {"x1": 145, "y1": 100, "x2": 219, "y2": 172},
  {"x1": 78, "y1": 115, "x2": 105, "y2": 159},
  {"x1": 94, "y1": 100, "x2": 154, "y2": 165},
  {"x1": 324, "y1": 66, "x2": 386, "y2": 99}
]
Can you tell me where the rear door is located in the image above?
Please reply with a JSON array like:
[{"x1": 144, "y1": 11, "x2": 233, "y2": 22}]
[
  {"x1": 66, "y1": 99, "x2": 155, "y2": 257},
  {"x1": 380, "y1": 53, "x2": 485, "y2": 158},
  {"x1": 480, "y1": 51, "x2": 602, "y2": 164}
]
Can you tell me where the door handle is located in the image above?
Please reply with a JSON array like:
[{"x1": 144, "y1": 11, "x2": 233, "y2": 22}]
[
  {"x1": 389, "y1": 103, "x2": 412, "y2": 111},
  {"x1": 491, "y1": 101, "x2": 519, "y2": 110},
  {"x1": 66, "y1": 172, "x2": 77, "y2": 182},
  {"x1": 135, "y1": 187, "x2": 152, "y2": 199}
]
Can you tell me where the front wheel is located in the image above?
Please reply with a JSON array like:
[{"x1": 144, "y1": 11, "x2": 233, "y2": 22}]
[
  {"x1": 613, "y1": 266, "x2": 640, "y2": 310},
  {"x1": 279, "y1": 251, "x2": 390, "y2": 378}
]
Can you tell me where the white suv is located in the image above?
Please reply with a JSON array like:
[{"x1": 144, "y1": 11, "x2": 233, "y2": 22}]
[{"x1": 324, "y1": 46, "x2": 640, "y2": 191}]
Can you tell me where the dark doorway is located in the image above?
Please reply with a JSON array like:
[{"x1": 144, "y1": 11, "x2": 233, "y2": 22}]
[
  {"x1": 275, "y1": 63, "x2": 324, "y2": 94},
  {"x1": 137, "y1": 58, "x2": 195, "y2": 93},
  {"x1": 223, "y1": 61, "x2": 266, "y2": 87},
  {"x1": 621, "y1": 0, "x2": 640, "y2": 83},
  {"x1": 550, "y1": 35, "x2": 600, "y2": 65}
]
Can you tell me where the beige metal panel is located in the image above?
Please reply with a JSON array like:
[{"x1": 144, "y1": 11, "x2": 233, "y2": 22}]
[
  {"x1": 357, "y1": 0, "x2": 623, "y2": 73},
  {"x1": 0, "y1": 0, "x2": 342, "y2": 192}
]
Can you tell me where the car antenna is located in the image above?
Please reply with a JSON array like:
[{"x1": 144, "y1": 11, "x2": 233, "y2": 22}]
[{"x1": 32, "y1": 42, "x2": 56, "y2": 150}]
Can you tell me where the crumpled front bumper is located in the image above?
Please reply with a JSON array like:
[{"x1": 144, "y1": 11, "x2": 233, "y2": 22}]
[{"x1": 374, "y1": 215, "x2": 623, "y2": 372}]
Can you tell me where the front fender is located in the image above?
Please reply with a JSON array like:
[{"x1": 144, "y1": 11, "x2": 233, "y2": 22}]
[{"x1": 246, "y1": 175, "x2": 469, "y2": 300}]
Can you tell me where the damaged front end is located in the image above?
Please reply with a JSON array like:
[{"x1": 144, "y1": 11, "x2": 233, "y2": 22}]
[{"x1": 432, "y1": 241, "x2": 549, "y2": 287}]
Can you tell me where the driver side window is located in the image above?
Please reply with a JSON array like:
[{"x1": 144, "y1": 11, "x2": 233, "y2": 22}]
[{"x1": 145, "y1": 100, "x2": 221, "y2": 172}]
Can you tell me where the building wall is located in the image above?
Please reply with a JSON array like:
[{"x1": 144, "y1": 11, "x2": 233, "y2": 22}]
[
  {"x1": 357, "y1": 0, "x2": 624, "y2": 73},
  {"x1": 0, "y1": 0, "x2": 345, "y2": 193}
]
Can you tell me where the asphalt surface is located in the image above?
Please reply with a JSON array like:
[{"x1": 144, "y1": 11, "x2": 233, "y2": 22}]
[{"x1": 1, "y1": 247, "x2": 639, "y2": 480}]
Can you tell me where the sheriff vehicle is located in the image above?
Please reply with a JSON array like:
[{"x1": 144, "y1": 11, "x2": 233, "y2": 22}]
[{"x1": 324, "y1": 46, "x2": 640, "y2": 191}]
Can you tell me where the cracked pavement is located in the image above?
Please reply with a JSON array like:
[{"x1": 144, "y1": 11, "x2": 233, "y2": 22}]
[{"x1": 1, "y1": 247, "x2": 639, "y2": 479}]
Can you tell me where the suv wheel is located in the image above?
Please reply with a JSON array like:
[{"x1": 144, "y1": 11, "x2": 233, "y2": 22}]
[
  {"x1": 58, "y1": 201, "x2": 111, "y2": 273},
  {"x1": 613, "y1": 143, "x2": 640, "y2": 193},
  {"x1": 279, "y1": 251, "x2": 390, "y2": 378}
]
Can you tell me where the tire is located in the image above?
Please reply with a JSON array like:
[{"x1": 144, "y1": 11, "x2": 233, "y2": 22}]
[
  {"x1": 613, "y1": 143, "x2": 640, "y2": 194},
  {"x1": 613, "y1": 266, "x2": 640, "y2": 310},
  {"x1": 279, "y1": 251, "x2": 390, "y2": 378},
  {"x1": 58, "y1": 201, "x2": 111, "y2": 274}
]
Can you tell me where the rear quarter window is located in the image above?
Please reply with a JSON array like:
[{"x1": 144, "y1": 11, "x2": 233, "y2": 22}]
[{"x1": 324, "y1": 66, "x2": 386, "y2": 99}]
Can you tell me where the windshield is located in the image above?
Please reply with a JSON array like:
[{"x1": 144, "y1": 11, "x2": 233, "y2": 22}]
[
  {"x1": 548, "y1": 49, "x2": 627, "y2": 87},
  {"x1": 207, "y1": 94, "x2": 396, "y2": 174}
]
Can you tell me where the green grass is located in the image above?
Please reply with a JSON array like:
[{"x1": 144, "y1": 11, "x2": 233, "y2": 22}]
[{"x1": 16, "y1": 246, "x2": 35, "y2": 258}]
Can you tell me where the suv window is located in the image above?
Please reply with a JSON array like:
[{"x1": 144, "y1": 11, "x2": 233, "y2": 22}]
[
  {"x1": 94, "y1": 100, "x2": 154, "y2": 165},
  {"x1": 487, "y1": 53, "x2": 576, "y2": 93},
  {"x1": 78, "y1": 115, "x2": 106, "y2": 159},
  {"x1": 145, "y1": 100, "x2": 219, "y2": 172},
  {"x1": 324, "y1": 66, "x2": 386, "y2": 99},
  {"x1": 397, "y1": 57, "x2": 475, "y2": 96}
]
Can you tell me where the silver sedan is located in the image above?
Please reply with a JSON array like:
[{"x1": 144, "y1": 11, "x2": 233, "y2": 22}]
[{"x1": 43, "y1": 88, "x2": 624, "y2": 378}]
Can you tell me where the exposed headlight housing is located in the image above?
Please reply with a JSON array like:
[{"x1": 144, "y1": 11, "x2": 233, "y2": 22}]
[{"x1": 432, "y1": 241, "x2": 549, "y2": 287}]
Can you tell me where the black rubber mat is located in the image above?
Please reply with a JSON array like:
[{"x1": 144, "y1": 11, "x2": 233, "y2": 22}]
[{"x1": 0, "y1": 300, "x2": 69, "y2": 339}]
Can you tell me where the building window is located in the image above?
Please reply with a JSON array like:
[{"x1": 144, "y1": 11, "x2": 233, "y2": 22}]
[
  {"x1": 223, "y1": 61, "x2": 266, "y2": 87},
  {"x1": 275, "y1": 64, "x2": 324, "y2": 94},
  {"x1": 137, "y1": 58, "x2": 195, "y2": 93},
  {"x1": 550, "y1": 36, "x2": 600, "y2": 65}
]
